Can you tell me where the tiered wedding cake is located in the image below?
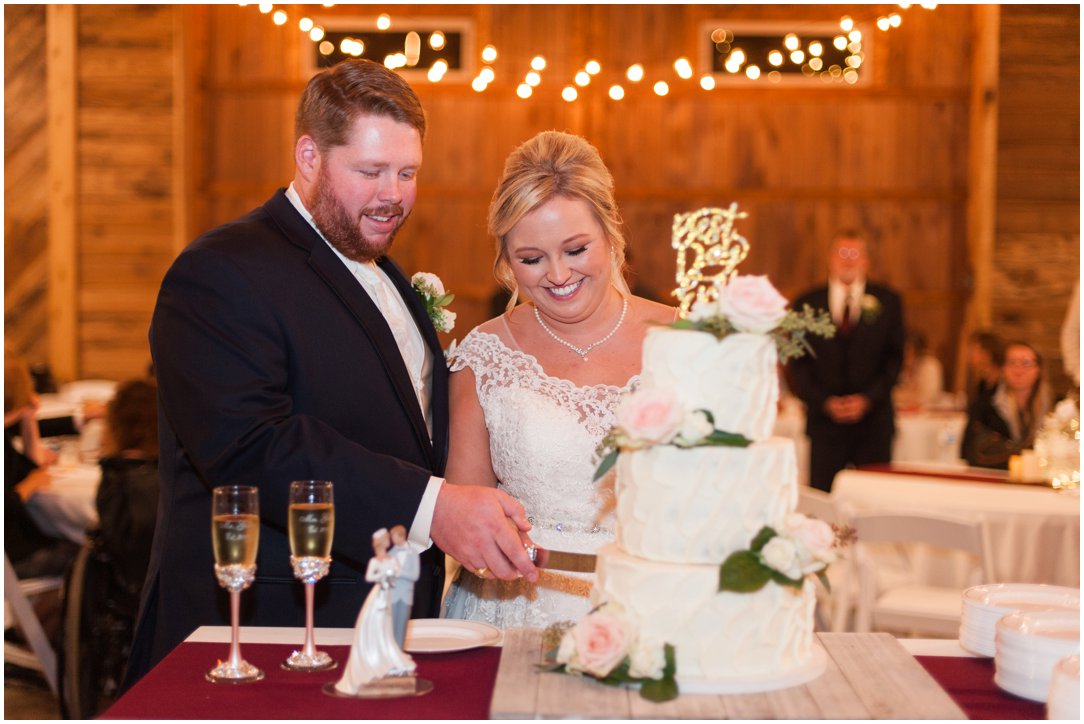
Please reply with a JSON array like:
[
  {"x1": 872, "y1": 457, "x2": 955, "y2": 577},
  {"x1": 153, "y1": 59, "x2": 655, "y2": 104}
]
[
  {"x1": 553, "y1": 206, "x2": 840, "y2": 698},
  {"x1": 594, "y1": 326, "x2": 822, "y2": 692}
]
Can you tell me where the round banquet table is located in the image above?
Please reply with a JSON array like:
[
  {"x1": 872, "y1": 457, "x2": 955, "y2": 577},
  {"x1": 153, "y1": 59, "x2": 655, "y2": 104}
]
[
  {"x1": 832, "y1": 467, "x2": 1080, "y2": 588},
  {"x1": 25, "y1": 462, "x2": 101, "y2": 545}
]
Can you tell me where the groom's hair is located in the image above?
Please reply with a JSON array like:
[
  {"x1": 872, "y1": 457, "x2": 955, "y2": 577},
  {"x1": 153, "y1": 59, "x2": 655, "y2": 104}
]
[
  {"x1": 295, "y1": 59, "x2": 426, "y2": 150},
  {"x1": 489, "y1": 130, "x2": 630, "y2": 308}
]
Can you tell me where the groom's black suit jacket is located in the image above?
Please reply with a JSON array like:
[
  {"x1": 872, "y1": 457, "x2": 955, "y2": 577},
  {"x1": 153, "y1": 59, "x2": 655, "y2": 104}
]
[
  {"x1": 124, "y1": 189, "x2": 449, "y2": 686},
  {"x1": 788, "y1": 281, "x2": 905, "y2": 489}
]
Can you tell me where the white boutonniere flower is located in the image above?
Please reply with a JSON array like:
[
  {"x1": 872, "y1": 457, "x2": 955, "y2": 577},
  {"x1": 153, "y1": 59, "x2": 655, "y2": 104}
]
[
  {"x1": 411, "y1": 272, "x2": 456, "y2": 333},
  {"x1": 859, "y1": 294, "x2": 882, "y2": 324}
]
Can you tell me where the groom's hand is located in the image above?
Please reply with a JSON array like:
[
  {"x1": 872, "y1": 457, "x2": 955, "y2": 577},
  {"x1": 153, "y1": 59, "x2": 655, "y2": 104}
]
[{"x1": 431, "y1": 484, "x2": 538, "y2": 582}]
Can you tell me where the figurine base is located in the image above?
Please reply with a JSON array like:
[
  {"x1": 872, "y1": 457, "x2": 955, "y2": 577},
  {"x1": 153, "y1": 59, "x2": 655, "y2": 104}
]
[{"x1": 322, "y1": 676, "x2": 433, "y2": 699}]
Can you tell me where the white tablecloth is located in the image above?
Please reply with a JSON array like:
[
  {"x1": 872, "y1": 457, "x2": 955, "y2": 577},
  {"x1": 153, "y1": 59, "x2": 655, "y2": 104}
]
[
  {"x1": 26, "y1": 463, "x2": 100, "y2": 544},
  {"x1": 774, "y1": 401, "x2": 970, "y2": 486},
  {"x1": 892, "y1": 410, "x2": 968, "y2": 465},
  {"x1": 832, "y1": 468, "x2": 1080, "y2": 587}
]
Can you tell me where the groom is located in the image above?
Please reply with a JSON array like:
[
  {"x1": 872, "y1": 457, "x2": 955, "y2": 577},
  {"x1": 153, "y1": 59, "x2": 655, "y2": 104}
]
[{"x1": 123, "y1": 59, "x2": 536, "y2": 688}]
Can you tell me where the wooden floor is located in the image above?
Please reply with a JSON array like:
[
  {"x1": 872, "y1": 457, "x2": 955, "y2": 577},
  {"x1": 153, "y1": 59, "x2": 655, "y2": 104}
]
[{"x1": 4, "y1": 665, "x2": 62, "y2": 719}]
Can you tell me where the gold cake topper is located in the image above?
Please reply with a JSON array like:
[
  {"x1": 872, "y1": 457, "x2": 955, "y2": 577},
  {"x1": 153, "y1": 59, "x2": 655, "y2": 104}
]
[{"x1": 671, "y1": 203, "x2": 749, "y2": 317}]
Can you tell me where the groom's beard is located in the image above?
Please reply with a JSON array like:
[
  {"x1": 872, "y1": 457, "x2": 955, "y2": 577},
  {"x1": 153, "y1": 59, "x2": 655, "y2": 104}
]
[{"x1": 310, "y1": 172, "x2": 408, "y2": 263}]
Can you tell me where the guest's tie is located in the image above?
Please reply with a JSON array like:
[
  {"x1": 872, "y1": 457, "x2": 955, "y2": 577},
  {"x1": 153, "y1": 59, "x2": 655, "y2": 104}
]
[{"x1": 840, "y1": 296, "x2": 854, "y2": 336}]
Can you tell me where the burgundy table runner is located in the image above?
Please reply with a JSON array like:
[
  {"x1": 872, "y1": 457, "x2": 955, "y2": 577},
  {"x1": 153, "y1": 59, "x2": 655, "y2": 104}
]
[
  {"x1": 102, "y1": 642, "x2": 1045, "y2": 719},
  {"x1": 856, "y1": 463, "x2": 1047, "y2": 487},
  {"x1": 916, "y1": 655, "x2": 1045, "y2": 720},
  {"x1": 100, "y1": 642, "x2": 500, "y2": 720}
]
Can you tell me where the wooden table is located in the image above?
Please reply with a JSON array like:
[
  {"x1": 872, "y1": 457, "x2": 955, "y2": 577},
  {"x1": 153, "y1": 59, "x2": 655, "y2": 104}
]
[{"x1": 491, "y1": 629, "x2": 966, "y2": 719}]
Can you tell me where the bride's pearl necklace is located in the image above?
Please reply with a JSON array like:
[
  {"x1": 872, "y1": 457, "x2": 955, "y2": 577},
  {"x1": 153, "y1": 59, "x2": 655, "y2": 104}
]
[{"x1": 534, "y1": 297, "x2": 629, "y2": 362}]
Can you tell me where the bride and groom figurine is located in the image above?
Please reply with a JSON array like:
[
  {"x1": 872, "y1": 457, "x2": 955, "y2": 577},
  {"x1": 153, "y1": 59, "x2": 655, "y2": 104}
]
[{"x1": 334, "y1": 525, "x2": 424, "y2": 697}]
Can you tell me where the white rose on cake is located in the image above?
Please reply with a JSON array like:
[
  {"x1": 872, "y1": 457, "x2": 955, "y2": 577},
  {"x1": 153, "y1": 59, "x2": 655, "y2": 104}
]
[
  {"x1": 718, "y1": 275, "x2": 789, "y2": 334},
  {"x1": 676, "y1": 410, "x2": 714, "y2": 445},
  {"x1": 760, "y1": 536, "x2": 802, "y2": 580},
  {"x1": 628, "y1": 636, "x2": 667, "y2": 680}
]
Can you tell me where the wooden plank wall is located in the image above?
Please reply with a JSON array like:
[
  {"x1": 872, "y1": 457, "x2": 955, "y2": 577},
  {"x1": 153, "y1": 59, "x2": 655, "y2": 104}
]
[
  {"x1": 4, "y1": 5, "x2": 50, "y2": 363},
  {"x1": 4, "y1": 4, "x2": 1079, "y2": 398},
  {"x1": 192, "y1": 3, "x2": 977, "y2": 384},
  {"x1": 994, "y1": 5, "x2": 1080, "y2": 393}
]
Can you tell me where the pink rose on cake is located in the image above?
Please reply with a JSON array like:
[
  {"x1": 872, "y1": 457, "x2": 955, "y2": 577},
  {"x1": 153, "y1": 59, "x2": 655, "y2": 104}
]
[
  {"x1": 558, "y1": 604, "x2": 629, "y2": 677},
  {"x1": 785, "y1": 513, "x2": 838, "y2": 573},
  {"x1": 614, "y1": 388, "x2": 684, "y2": 446},
  {"x1": 718, "y1": 275, "x2": 789, "y2": 334}
]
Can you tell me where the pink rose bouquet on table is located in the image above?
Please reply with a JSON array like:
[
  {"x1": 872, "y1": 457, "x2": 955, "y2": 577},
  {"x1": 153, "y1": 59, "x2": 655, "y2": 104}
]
[
  {"x1": 718, "y1": 512, "x2": 853, "y2": 594},
  {"x1": 543, "y1": 602, "x2": 678, "y2": 702}
]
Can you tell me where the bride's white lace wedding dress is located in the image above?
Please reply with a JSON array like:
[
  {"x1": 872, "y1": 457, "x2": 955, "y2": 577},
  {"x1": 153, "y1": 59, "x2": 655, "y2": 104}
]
[{"x1": 442, "y1": 323, "x2": 637, "y2": 629}]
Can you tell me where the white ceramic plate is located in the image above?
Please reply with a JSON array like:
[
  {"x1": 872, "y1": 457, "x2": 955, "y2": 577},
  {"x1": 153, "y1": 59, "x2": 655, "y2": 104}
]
[
  {"x1": 963, "y1": 583, "x2": 1079, "y2": 614},
  {"x1": 960, "y1": 584, "x2": 1080, "y2": 657},
  {"x1": 404, "y1": 619, "x2": 502, "y2": 653}
]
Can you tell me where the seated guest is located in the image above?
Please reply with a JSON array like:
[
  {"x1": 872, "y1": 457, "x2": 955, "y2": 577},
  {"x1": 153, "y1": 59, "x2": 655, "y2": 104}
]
[
  {"x1": 95, "y1": 377, "x2": 160, "y2": 588},
  {"x1": 961, "y1": 341, "x2": 1053, "y2": 469},
  {"x1": 4, "y1": 350, "x2": 78, "y2": 579},
  {"x1": 893, "y1": 330, "x2": 944, "y2": 410},
  {"x1": 965, "y1": 330, "x2": 1003, "y2": 406}
]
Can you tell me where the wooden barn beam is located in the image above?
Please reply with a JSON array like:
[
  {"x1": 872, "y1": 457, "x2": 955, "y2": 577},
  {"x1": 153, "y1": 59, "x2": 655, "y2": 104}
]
[{"x1": 46, "y1": 4, "x2": 78, "y2": 381}]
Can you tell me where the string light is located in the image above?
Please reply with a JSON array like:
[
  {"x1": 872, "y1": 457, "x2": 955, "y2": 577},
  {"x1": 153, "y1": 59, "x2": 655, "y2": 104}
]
[{"x1": 243, "y1": 3, "x2": 936, "y2": 100}]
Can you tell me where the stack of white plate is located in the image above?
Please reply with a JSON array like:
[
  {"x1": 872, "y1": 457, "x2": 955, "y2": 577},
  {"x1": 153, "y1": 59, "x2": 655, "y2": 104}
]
[
  {"x1": 959, "y1": 584, "x2": 1079, "y2": 657},
  {"x1": 1047, "y1": 654, "x2": 1080, "y2": 720},
  {"x1": 994, "y1": 610, "x2": 1080, "y2": 702}
]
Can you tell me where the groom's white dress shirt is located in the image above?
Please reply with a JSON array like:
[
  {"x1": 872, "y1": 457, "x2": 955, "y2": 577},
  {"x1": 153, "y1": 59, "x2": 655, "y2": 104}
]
[{"x1": 286, "y1": 183, "x2": 441, "y2": 553}]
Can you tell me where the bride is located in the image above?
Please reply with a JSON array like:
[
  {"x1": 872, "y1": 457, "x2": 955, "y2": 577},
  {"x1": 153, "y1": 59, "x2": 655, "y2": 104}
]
[{"x1": 443, "y1": 131, "x2": 675, "y2": 628}]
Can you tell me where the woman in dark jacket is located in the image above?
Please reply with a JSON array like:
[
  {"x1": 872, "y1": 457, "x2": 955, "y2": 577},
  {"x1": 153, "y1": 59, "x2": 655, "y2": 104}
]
[{"x1": 961, "y1": 341, "x2": 1053, "y2": 469}]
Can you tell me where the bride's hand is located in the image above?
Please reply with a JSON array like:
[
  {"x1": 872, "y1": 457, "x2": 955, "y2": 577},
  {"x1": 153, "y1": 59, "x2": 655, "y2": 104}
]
[{"x1": 431, "y1": 483, "x2": 537, "y2": 582}]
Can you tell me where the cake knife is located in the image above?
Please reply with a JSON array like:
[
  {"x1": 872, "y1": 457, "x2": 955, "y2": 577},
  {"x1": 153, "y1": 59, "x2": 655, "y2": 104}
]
[{"x1": 526, "y1": 544, "x2": 597, "y2": 573}]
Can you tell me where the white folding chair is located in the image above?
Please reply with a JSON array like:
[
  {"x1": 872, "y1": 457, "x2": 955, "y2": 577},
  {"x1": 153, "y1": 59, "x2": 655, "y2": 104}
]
[
  {"x1": 796, "y1": 486, "x2": 853, "y2": 632},
  {"x1": 849, "y1": 510, "x2": 995, "y2": 638},
  {"x1": 4, "y1": 552, "x2": 63, "y2": 695}
]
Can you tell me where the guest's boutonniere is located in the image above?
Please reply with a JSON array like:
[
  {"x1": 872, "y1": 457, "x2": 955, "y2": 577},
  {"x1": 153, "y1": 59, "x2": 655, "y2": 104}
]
[
  {"x1": 411, "y1": 272, "x2": 456, "y2": 333},
  {"x1": 859, "y1": 293, "x2": 881, "y2": 325}
]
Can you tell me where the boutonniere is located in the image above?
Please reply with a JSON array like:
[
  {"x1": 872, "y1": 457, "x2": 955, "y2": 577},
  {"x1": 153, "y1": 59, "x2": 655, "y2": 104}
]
[
  {"x1": 411, "y1": 272, "x2": 456, "y2": 333},
  {"x1": 859, "y1": 293, "x2": 881, "y2": 324}
]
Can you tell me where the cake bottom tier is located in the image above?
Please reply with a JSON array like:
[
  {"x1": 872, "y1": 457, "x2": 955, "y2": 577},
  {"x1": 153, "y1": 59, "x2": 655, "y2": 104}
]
[{"x1": 594, "y1": 544, "x2": 823, "y2": 692}]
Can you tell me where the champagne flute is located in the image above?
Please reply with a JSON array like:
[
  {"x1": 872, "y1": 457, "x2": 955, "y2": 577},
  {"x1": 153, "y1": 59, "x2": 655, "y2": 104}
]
[
  {"x1": 207, "y1": 485, "x2": 264, "y2": 683},
  {"x1": 283, "y1": 480, "x2": 336, "y2": 671}
]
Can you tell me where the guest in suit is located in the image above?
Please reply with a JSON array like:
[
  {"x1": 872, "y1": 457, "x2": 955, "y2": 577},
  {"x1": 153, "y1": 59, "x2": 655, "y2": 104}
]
[
  {"x1": 123, "y1": 59, "x2": 537, "y2": 689},
  {"x1": 789, "y1": 230, "x2": 906, "y2": 491},
  {"x1": 961, "y1": 341, "x2": 1053, "y2": 469}
]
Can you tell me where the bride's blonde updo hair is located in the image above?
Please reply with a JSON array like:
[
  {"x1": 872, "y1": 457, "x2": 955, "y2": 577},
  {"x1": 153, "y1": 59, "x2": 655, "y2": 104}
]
[{"x1": 488, "y1": 131, "x2": 630, "y2": 310}]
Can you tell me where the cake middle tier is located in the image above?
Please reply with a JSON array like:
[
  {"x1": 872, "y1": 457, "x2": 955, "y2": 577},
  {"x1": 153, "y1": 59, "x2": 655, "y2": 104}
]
[{"x1": 615, "y1": 437, "x2": 797, "y2": 564}]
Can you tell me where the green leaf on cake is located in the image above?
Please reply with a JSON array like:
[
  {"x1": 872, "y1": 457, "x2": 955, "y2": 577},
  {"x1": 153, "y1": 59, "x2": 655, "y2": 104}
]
[
  {"x1": 703, "y1": 430, "x2": 752, "y2": 447},
  {"x1": 816, "y1": 569, "x2": 832, "y2": 593},
  {"x1": 593, "y1": 448, "x2": 619, "y2": 481},
  {"x1": 749, "y1": 526, "x2": 777, "y2": 552},
  {"x1": 767, "y1": 568, "x2": 805, "y2": 588},
  {"x1": 640, "y1": 676, "x2": 679, "y2": 703},
  {"x1": 718, "y1": 550, "x2": 771, "y2": 592}
]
